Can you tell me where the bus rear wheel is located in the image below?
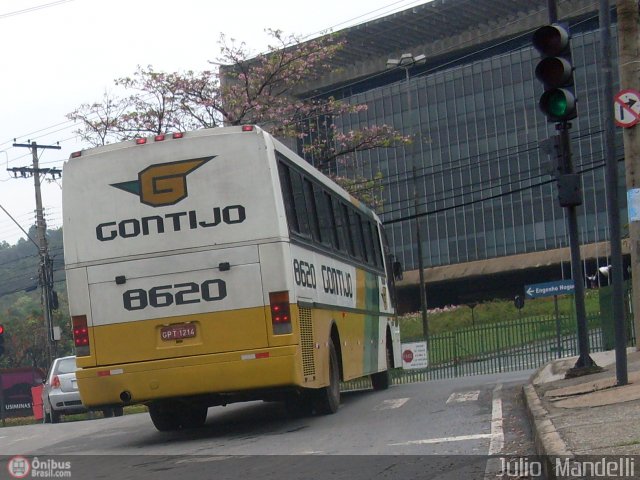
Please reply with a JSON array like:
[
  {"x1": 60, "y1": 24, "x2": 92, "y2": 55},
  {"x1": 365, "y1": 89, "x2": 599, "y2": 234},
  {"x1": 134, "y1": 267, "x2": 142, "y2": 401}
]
[
  {"x1": 284, "y1": 392, "x2": 313, "y2": 417},
  {"x1": 314, "y1": 339, "x2": 340, "y2": 414},
  {"x1": 148, "y1": 401, "x2": 208, "y2": 431},
  {"x1": 371, "y1": 343, "x2": 392, "y2": 391}
]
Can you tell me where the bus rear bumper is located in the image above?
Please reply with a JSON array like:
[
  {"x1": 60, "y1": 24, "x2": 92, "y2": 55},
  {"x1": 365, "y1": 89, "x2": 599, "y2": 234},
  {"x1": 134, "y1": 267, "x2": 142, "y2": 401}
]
[{"x1": 75, "y1": 345, "x2": 300, "y2": 406}]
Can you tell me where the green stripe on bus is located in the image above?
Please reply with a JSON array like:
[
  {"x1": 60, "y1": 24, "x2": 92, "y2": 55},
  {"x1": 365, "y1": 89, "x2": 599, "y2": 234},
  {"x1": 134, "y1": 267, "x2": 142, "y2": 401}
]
[{"x1": 363, "y1": 271, "x2": 380, "y2": 374}]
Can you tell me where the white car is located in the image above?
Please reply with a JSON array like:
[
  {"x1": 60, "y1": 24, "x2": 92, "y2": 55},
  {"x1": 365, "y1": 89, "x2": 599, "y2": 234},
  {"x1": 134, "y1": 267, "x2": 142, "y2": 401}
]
[{"x1": 42, "y1": 355, "x2": 123, "y2": 423}]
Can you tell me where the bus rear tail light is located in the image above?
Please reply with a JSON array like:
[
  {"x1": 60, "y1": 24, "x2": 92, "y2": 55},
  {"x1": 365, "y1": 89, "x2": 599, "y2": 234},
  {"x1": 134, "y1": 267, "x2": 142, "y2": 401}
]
[
  {"x1": 72, "y1": 315, "x2": 90, "y2": 356},
  {"x1": 269, "y1": 291, "x2": 292, "y2": 335}
]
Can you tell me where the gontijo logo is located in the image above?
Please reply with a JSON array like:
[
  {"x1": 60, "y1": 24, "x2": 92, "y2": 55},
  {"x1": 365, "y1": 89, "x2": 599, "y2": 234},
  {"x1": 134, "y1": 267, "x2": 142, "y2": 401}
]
[{"x1": 111, "y1": 157, "x2": 214, "y2": 207}]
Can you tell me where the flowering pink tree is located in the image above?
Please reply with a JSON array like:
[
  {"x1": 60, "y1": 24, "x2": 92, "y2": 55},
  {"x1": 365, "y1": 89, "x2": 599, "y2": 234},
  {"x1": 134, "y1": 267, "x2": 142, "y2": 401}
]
[{"x1": 68, "y1": 30, "x2": 407, "y2": 207}]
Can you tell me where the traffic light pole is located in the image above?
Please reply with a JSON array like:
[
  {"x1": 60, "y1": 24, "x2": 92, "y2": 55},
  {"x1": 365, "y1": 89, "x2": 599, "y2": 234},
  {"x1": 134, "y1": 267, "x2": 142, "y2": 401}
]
[
  {"x1": 557, "y1": 123, "x2": 597, "y2": 373},
  {"x1": 539, "y1": 0, "x2": 599, "y2": 376}
]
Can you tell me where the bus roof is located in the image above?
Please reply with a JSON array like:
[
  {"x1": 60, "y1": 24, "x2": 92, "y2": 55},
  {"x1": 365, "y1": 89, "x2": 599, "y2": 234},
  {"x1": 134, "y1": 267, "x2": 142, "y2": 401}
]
[{"x1": 68, "y1": 125, "x2": 382, "y2": 224}]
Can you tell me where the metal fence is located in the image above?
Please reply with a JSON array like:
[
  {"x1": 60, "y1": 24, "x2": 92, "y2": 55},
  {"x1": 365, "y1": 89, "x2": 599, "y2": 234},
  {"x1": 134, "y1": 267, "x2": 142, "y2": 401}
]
[{"x1": 342, "y1": 309, "x2": 636, "y2": 391}]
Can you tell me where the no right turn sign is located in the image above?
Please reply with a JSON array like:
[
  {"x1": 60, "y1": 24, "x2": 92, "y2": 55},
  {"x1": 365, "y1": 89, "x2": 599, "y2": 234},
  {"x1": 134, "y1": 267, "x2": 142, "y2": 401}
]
[{"x1": 614, "y1": 89, "x2": 640, "y2": 127}]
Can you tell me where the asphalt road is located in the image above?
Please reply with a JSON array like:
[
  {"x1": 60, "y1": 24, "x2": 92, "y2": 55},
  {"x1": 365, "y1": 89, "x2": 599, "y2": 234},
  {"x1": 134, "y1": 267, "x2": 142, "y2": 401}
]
[{"x1": 0, "y1": 370, "x2": 535, "y2": 480}]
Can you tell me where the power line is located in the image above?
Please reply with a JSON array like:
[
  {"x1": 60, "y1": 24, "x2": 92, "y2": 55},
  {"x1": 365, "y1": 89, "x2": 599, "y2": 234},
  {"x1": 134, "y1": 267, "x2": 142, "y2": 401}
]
[
  {"x1": 382, "y1": 157, "x2": 612, "y2": 226},
  {"x1": 0, "y1": 0, "x2": 556, "y2": 161},
  {"x1": 0, "y1": 0, "x2": 74, "y2": 20}
]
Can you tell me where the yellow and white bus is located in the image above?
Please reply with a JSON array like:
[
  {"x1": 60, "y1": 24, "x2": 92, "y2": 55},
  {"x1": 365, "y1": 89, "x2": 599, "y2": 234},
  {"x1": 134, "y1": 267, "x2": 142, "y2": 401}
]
[{"x1": 62, "y1": 125, "x2": 401, "y2": 431}]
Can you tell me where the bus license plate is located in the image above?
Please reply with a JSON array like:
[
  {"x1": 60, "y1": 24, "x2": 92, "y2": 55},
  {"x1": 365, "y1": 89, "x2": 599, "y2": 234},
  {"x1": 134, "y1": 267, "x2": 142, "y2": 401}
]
[{"x1": 161, "y1": 324, "x2": 196, "y2": 341}]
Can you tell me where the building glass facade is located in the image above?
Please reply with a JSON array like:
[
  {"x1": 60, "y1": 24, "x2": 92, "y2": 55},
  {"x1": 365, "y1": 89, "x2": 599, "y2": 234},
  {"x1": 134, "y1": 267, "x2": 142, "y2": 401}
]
[{"x1": 322, "y1": 19, "x2": 626, "y2": 280}]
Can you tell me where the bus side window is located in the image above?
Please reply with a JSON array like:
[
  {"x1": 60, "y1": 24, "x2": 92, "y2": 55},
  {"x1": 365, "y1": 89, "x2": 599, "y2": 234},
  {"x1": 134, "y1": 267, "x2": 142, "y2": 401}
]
[
  {"x1": 342, "y1": 204, "x2": 357, "y2": 257},
  {"x1": 361, "y1": 216, "x2": 377, "y2": 266},
  {"x1": 315, "y1": 186, "x2": 336, "y2": 249},
  {"x1": 277, "y1": 161, "x2": 299, "y2": 233},
  {"x1": 331, "y1": 197, "x2": 347, "y2": 253},
  {"x1": 303, "y1": 177, "x2": 321, "y2": 242},
  {"x1": 371, "y1": 222, "x2": 384, "y2": 269},
  {"x1": 349, "y1": 210, "x2": 364, "y2": 260},
  {"x1": 290, "y1": 169, "x2": 311, "y2": 238},
  {"x1": 381, "y1": 230, "x2": 398, "y2": 308}
]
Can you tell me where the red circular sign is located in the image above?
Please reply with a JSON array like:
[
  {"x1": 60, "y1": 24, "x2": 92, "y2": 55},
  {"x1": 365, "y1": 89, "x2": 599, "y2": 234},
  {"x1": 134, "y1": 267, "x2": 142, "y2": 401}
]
[{"x1": 402, "y1": 349, "x2": 414, "y2": 363}]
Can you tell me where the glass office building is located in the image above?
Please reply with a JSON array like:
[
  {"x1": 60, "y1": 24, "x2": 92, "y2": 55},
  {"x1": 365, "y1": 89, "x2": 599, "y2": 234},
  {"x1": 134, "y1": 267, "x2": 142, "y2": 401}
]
[{"x1": 297, "y1": 1, "x2": 626, "y2": 309}]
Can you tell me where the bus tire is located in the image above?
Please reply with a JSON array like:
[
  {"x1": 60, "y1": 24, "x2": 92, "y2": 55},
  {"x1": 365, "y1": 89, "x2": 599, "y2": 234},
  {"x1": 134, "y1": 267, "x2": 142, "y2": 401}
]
[
  {"x1": 314, "y1": 339, "x2": 340, "y2": 415},
  {"x1": 148, "y1": 401, "x2": 182, "y2": 431},
  {"x1": 284, "y1": 393, "x2": 313, "y2": 417},
  {"x1": 371, "y1": 343, "x2": 392, "y2": 391},
  {"x1": 180, "y1": 405, "x2": 208, "y2": 429}
]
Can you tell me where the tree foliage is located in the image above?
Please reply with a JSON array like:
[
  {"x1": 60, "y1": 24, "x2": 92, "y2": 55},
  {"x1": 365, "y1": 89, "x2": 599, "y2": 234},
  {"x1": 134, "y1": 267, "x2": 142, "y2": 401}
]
[
  {"x1": 0, "y1": 229, "x2": 72, "y2": 371},
  {"x1": 68, "y1": 29, "x2": 408, "y2": 208}
]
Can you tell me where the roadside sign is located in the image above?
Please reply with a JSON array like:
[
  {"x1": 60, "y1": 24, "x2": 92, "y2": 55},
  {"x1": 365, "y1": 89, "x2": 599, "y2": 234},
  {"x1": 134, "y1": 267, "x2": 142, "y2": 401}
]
[
  {"x1": 614, "y1": 89, "x2": 640, "y2": 128},
  {"x1": 401, "y1": 341, "x2": 428, "y2": 369},
  {"x1": 628, "y1": 188, "x2": 640, "y2": 223},
  {"x1": 525, "y1": 280, "x2": 575, "y2": 299}
]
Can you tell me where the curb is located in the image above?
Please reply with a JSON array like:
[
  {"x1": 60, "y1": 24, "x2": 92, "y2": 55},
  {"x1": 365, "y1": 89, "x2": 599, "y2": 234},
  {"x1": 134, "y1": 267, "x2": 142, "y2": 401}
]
[{"x1": 523, "y1": 384, "x2": 573, "y2": 480}]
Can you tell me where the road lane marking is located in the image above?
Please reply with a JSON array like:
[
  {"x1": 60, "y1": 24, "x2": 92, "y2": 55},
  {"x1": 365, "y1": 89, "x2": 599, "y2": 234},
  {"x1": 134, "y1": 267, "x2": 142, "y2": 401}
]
[
  {"x1": 390, "y1": 433, "x2": 492, "y2": 446},
  {"x1": 176, "y1": 456, "x2": 235, "y2": 464},
  {"x1": 374, "y1": 398, "x2": 409, "y2": 411},
  {"x1": 446, "y1": 391, "x2": 480, "y2": 403},
  {"x1": 488, "y1": 383, "x2": 504, "y2": 455}
]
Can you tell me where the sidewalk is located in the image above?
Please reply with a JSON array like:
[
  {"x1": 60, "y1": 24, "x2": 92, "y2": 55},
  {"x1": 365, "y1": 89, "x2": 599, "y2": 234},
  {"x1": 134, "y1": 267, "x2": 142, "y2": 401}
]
[{"x1": 524, "y1": 348, "x2": 640, "y2": 476}]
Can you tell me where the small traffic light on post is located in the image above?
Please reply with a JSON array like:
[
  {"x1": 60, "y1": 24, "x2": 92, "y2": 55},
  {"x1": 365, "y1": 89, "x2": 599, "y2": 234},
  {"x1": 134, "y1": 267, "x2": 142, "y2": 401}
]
[
  {"x1": 0, "y1": 324, "x2": 5, "y2": 356},
  {"x1": 533, "y1": 23, "x2": 577, "y2": 122}
]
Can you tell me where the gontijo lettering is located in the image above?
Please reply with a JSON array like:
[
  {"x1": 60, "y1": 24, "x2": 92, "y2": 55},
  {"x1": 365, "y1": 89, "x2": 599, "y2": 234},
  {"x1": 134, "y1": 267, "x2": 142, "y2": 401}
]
[
  {"x1": 96, "y1": 205, "x2": 246, "y2": 241},
  {"x1": 293, "y1": 258, "x2": 353, "y2": 299}
]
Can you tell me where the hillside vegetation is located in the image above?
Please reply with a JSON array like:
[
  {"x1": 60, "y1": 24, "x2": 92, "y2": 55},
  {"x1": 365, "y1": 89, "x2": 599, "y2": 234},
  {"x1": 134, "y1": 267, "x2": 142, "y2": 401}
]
[{"x1": 0, "y1": 228, "x2": 71, "y2": 370}]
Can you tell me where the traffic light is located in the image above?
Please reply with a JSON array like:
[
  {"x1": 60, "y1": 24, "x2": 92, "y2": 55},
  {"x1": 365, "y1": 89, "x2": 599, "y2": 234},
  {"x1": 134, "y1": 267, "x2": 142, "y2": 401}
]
[
  {"x1": 0, "y1": 324, "x2": 5, "y2": 356},
  {"x1": 532, "y1": 23, "x2": 577, "y2": 122}
]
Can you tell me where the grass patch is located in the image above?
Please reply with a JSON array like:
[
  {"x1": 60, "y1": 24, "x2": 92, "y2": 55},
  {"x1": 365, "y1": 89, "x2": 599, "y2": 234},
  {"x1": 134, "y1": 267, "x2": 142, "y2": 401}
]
[
  {"x1": 399, "y1": 290, "x2": 600, "y2": 341},
  {"x1": 397, "y1": 291, "x2": 605, "y2": 367}
]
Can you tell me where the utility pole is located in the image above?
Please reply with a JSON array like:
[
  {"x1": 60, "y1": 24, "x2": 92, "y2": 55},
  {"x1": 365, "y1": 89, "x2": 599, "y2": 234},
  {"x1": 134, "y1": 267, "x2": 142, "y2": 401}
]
[
  {"x1": 617, "y1": 0, "x2": 640, "y2": 351},
  {"x1": 600, "y1": 0, "x2": 628, "y2": 385},
  {"x1": 386, "y1": 53, "x2": 429, "y2": 341},
  {"x1": 9, "y1": 141, "x2": 61, "y2": 365}
]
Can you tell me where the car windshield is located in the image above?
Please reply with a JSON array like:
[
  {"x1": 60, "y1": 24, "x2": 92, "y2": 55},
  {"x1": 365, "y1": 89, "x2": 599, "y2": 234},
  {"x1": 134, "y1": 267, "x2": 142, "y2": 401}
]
[{"x1": 55, "y1": 358, "x2": 77, "y2": 375}]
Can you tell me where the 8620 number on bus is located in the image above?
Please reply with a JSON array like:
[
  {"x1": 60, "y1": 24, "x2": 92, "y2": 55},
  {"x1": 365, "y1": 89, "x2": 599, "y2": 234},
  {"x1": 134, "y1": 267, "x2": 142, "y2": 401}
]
[{"x1": 123, "y1": 279, "x2": 227, "y2": 311}]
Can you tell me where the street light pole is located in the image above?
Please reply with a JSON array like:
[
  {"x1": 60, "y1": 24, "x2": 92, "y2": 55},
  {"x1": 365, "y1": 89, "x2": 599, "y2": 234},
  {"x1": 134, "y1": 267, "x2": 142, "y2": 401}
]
[{"x1": 387, "y1": 53, "x2": 428, "y2": 340}]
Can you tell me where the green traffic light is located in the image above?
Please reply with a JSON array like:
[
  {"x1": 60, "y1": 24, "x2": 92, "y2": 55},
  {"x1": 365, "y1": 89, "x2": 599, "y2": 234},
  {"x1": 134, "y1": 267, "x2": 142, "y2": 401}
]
[
  {"x1": 533, "y1": 23, "x2": 576, "y2": 123},
  {"x1": 540, "y1": 88, "x2": 576, "y2": 121},
  {"x1": 548, "y1": 91, "x2": 568, "y2": 116}
]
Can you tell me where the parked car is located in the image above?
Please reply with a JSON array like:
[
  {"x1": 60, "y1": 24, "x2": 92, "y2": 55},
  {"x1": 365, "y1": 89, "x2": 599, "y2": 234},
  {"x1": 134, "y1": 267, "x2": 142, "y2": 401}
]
[{"x1": 42, "y1": 355, "x2": 123, "y2": 423}]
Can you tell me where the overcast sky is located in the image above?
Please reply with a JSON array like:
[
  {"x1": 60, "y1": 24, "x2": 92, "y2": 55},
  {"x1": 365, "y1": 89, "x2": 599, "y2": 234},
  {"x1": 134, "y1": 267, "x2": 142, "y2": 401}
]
[{"x1": 0, "y1": 0, "x2": 423, "y2": 246}]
